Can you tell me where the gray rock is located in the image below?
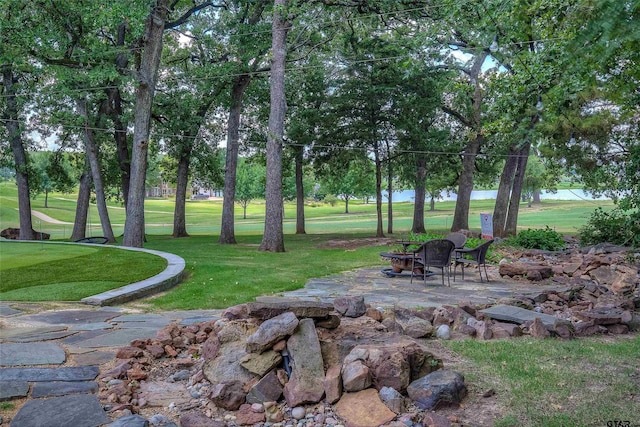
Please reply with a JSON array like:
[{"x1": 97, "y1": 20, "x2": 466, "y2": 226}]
[
  {"x1": 167, "y1": 369, "x2": 191, "y2": 382},
  {"x1": 407, "y1": 370, "x2": 467, "y2": 410},
  {"x1": 203, "y1": 341, "x2": 257, "y2": 386},
  {"x1": 0, "y1": 342, "x2": 66, "y2": 366},
  {"x1": 480, "y1": 304, "x2": 568, "y2": 330},
  {"x1": 436, "y1": 324, "x2": 451, "y2": 340},
  {"x1": 379, "y1": 386, "x2": 405, "y2": 414},
  {"x1": 31, "y1": 381, "x2": 98, "y2": 398},
  {"x1": 0, "y1": 366, "x2": 99, "y2": 382},
  {"x1": 246, "y1": 312, "x2": 299, "y2": 353},
  {"x1": 333, "y1": 296, "x2": 367, "y2": 318},
  {"x1": 0, "y1": 380, "x2": 29, "y2": 400},
  {"x1": 108, "y1": 415, "x2": 150, "y2": 427},
  {"x1": 11, "y1": 394, "x2": 109, "y2": 427},
  {"x1": 283, "y1": 319, "x2": 325, "y2": 406}
]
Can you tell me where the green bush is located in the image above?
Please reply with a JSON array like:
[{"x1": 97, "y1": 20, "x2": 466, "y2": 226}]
[
  {"x1": 323, "y1": 194, "x2": 338, "y2": 207},
  {"x1": 578, "y1": 207, "x2": 639, "y2": 247},
  {"x1": 510, "y1": 226, "x2": 565, "y2": 251}
]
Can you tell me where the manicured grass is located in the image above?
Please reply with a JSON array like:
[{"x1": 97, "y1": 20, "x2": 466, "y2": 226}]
[
  {"x1": 142, "y1": 233, "x2": 385, "y2": 310},
  {"x1": 443, "y1": 336, "x2": 640, "y2": 426},
  {"x1": 0, "y1": 241, "x2": 167, "y2": 301},
  {"x1": 0, "y1": 182, "x2": 614, "y2": 239}
]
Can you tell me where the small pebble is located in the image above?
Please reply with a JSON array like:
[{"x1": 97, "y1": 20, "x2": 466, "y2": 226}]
[{"x1": 291, "y1": 406, "x2": 306, "y2": 420}]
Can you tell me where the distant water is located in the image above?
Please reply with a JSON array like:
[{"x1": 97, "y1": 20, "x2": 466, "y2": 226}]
[{"x1": 385, "y1": 189, "x2": 610, "y2": 202}]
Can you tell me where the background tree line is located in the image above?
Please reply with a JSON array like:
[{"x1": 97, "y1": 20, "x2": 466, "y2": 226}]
[{"x1": 1, "y1": 0, "x2": 638, "y2": 249}]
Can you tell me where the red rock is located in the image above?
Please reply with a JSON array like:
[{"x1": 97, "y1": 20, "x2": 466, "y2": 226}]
[
  {"x1": 116, "y1": 346, "x2": 143, "y2": 359},
  {"x1": 126, "y1": 367, "x2": 148, "y2": 381},
  {"x1": 236, "y1": 403, "x2": 265, "y2": 425}
]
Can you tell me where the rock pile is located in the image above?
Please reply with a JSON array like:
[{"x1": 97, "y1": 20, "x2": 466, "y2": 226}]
[{"x1": 99, "y1": 298, "x2": 471, "y2": 426}]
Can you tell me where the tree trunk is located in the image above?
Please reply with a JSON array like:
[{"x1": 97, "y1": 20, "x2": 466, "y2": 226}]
[
  {"x1": 295, "y1": 145, "x2": 305, "y2": 234},
  {"x1": 504, "y1": 142, "x2": 530, "y2": 236},
  {"x1": 412, "y1": 158, "x2": 427, "y2": 233},
  {"x1": 109, "y1": 87, "x2": 131, "y2": 208},
  {"x1": 172, "y1": 151, "x2": 190, "y2": 237},
  {"x1": 344, "y1": 198, "x2": 349, "y2": 214},
  {"x1": 110, "y1": 21, "x2": 131, "y2": 208},
  {"x1": 220, "y1": 75, "x2": 251, "y2": 244},
  {"x1": 76, "y1": 98, "x2": 116, "y2": 243},
  {"x1": 533, "y1": 189, "x2": 541, "y2": 204},
  {"x1": 3, "y1": 65, "x2": 35, "y2": 240},
  {"x1": 44, "y1": 189, "x2": 49, "y2": 208},
  {"x1": 259, "y1": 0, "x2": 288, "y2": 253},
  {"x1": 449, "y1": 52, "x2": 486, "y2": 232},
  {"x1": 374, "y1": 143, "x2": 385, "y2": 238},
  {"x1": 386, "y1": 159, "x2": 393, "y2": 235},
  {"x1": 71, "y1": 162, "x2": 91, "y2": 241},
  {"x1": 123, "y1": 0, "x2": 168, "y2": 248},
  {"x1": 451, "y1": 133, "x2": 482, "y2": 232},
  {"x1": 493, "y1": 146, "x2": 519, "y2": 238}
]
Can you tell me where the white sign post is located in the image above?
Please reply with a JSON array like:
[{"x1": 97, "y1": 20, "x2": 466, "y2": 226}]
[{"x1": 480, "y1": 213, "x2": 493, "y2": 239}]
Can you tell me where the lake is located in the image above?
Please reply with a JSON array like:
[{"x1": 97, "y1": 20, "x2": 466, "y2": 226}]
[{"x1": 385, "y1": 189, "x2": 611, "y2": 202}]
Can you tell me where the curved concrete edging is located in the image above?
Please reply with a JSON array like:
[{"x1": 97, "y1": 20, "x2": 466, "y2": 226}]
[{"x1": 73, "y1": 245, "x2": 186, "y2": 306}]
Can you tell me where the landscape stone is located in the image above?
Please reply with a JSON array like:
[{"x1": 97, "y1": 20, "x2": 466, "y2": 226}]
[
  {"x1": 246, "y1": 311, "x2": 299, "y2": 353},
  {"x1": 240, "y1": 349, "x2": 282, "y2": 376},
  {"x1": 107, "y1": 414, "x2": 150, "y2": 427},
  {"x1": 574, "y1": 307, "x2": 629, "y2": 325},
  {"x1": 378, "y1": 386, "x2": 405, "y2": 414},
  {"x1": 0, "y1": 366, "x2": 99, "y2": 382},
  {"x1": 529, "y1": 317, "x2": 550, "y2": 338},
  {"x1": 246, "y1": 370, "x2": 283, "y2": 404},
  {"x1": 406, "y1": 370, "x2": 467, "y2": 410},
  {"x1": 479, "y1": 304, "x2": 567, "y2": 330},
  {"x1": 209, "y1": 381, "x2": 246, "y2": 410},
  {"x1": 138, "y1": 381, "x2": 192, "y2": 408},
  {"x1": 342, "y1": 360, "x2": 372, "y2": 392},
  {"x1": 333, "y1": 295, "x2": 367, "y2": 318},
  {"x1": 282, "y1": 318, "x2": 325, "y2": 406},
  {"x1": 31, "y1": 380, "x2": 99, "y2": 398},
  {"x1": 11, "y1": 394, "x2": 109, "y2": 427},
  {"x1": 203, "y1": 341, "x2": 258, "y2": 386},
  {"x1": 0, "y1": 342, "x2": 66, "y2": 366},
  {"x1": 323, "y1": 365, "x2": 342, "y2": 404},
  {"x1": 0, "y1": 380, "x2": 29, "y2": 400},
  {"x1": 235, "y1": 403, "x2": 266, "y2": 425},
  {"x1": 334, "y1": 388, "x2": 396, "y2": 427},
  {"x1": 246, "y1": 301, "x2": 333, "y2": 320},
  {"x1": 179, "y1": 411, "x2": 226, "y2": 427},
  {"x1": 498, "y1": 262, "x2": 553, "y2": 281}
]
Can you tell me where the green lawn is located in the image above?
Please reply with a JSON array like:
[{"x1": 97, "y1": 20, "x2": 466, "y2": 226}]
[{"x1": 0, "y1": 241, "x2": 167, "y2": 301}]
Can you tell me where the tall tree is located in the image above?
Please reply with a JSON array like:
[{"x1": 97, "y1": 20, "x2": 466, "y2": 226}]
[
  {"x1": 1, "y1": 2, "x2": 36, "y2": 240},
  {"x1": 260, "y1": 0, "x2": 290, "y2": 252},
  {"x1": 123, "y1": 0, "x2": 170, "y2": 247},
  {"x1": 219, "y1": 0, "x2": 271, "y2": 244}
]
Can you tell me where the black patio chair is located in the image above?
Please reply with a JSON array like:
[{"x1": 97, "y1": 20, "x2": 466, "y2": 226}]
[
  {"x1": 445, "y1": 232, "x2": 467, "y2": 250},
  {"x1": 410, "y1": 239, "x2": 456, "y2": 286},
  {"x1": 453, "y1": 239, "x2": 495, "y2": 282}
]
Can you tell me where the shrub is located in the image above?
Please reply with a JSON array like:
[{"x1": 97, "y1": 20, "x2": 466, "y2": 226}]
[
  {"x1": 323, "y1": 194, "x2": 338, "y2": 207},
  {"x1": 578, "y1": 207, "x2": 639, "y2": 247},
  {"x1": 510, "y1": 226, "x2": 565, "y2": 251}
]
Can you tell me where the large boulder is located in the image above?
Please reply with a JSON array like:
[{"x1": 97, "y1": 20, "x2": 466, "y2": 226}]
[
  {"x1": 246, "y1": 311, "x2": 299, "y2": 354},
  {"x1": 406, "y1": 370, "x2": 467, "y2": 410},
  {"x1": 282, "y1": 318, "x2": 326, "y2": 406}
]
